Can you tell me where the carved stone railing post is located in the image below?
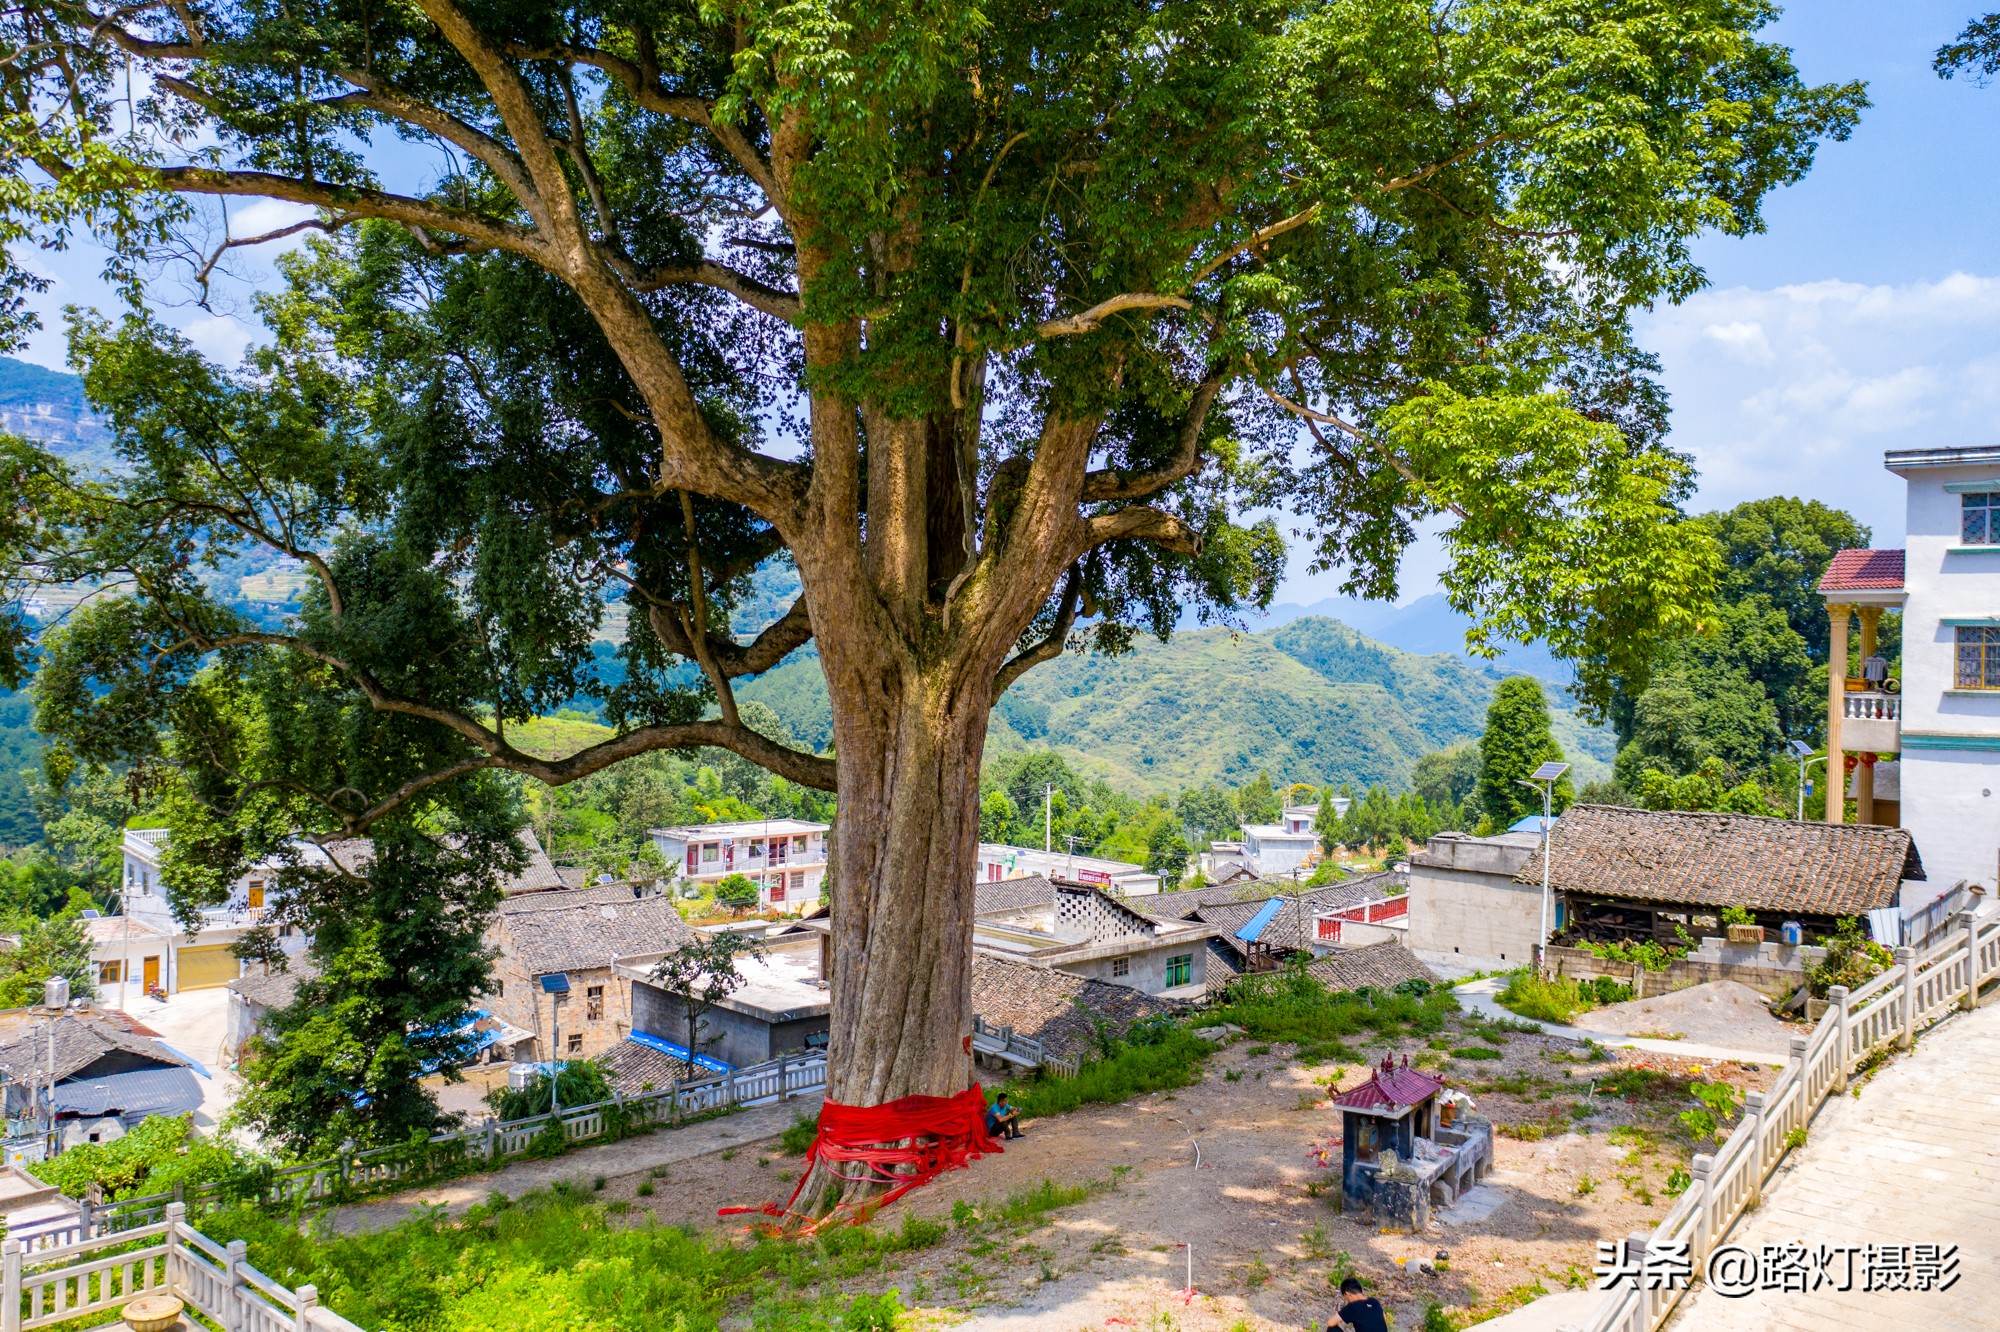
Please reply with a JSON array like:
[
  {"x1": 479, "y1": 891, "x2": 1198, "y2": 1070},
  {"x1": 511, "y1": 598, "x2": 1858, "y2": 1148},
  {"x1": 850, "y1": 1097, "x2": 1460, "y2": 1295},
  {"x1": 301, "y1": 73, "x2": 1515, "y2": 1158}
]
[
  {"x1": 1828, "y1": 985, "x2": 1850, "y2": 1092},
  {"x1": 1896, "y1": 945, "x2": 1917, "y2": 1049},
  {"x1": 1740, "y1": 1093, "x2": 1766, "y2": 1207},
  {"x1": 1960, "y1": 911, "x2": 1981, "y2": 1010}
]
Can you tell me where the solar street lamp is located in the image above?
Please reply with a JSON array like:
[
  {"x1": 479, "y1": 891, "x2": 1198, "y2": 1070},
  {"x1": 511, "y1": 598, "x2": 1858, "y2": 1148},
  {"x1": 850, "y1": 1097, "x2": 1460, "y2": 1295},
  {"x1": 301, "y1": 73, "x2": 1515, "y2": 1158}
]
[
  {"x1": 1786, "y1": 739, "x2": 1824, "y2": 822},
  {"x1": 1517, "y1": 761, "x2": 1569, "y2": 968},
  {"x1": 539, "y1": 973, "x2": 571, "y2": 1115}
]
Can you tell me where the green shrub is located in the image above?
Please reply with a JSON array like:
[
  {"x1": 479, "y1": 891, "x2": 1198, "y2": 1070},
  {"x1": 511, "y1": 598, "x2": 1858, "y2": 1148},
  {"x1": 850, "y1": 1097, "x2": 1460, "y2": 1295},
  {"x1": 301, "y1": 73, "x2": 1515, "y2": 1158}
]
[
  {"x1": 1449, "y1": 1047, "x2": 1503, "y2": 1061},
  {"x1": 1496, "y1": 970, "x2": 1630, "y2": 1023},
  {"x1": 1805, "y1": 917, "x2": 1893, "y2": 998},
  {"x1": 781, "y1": 1111, "x2": 820, "y2": 1156},
  {"x1": 32, "y1": 1113, "x2": 268, "y2": 1201},
  {"x1": 1570, "y1": 938, "x2": 1687, "y2": 971},
  {"x1": 1719, "y1": 906, "x2": 1754, "y2": 927},
  {"x1": 486, "y1": 1061, "x2": 615, "y2": 1123}
]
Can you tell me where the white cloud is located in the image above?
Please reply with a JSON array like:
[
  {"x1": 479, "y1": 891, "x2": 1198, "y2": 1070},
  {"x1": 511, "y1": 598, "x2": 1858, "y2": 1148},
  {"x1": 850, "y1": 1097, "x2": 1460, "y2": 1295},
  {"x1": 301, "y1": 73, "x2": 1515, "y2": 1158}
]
[
  {"x1": 1638, "y1": 272, "x2": 2000, "y2": 544},
  {"x1": 181, "y1": 314, "x2": 254, "y2": 367}
]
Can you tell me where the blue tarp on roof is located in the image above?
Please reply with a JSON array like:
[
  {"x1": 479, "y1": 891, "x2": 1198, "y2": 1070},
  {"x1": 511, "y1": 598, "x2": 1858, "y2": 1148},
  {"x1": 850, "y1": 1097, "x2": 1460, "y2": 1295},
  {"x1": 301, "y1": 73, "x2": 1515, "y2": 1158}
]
[
  {"x1": 1234, "y1": 897, "x2": 1286, "y2": 944},
  {"x1": 1508, "y1": 815, "x2": 1557, "y2": 834},
  {"x1": 627, "y1": 1029, "x2": 731, "y2": 1074},
  {"x1": 51, "y1": 1067, "x2": 203, "y2": 1121}
]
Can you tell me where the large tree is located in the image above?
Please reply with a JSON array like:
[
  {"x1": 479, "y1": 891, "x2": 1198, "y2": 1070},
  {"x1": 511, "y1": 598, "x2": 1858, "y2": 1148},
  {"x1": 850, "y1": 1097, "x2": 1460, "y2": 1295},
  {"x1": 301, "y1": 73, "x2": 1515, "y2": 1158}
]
[
  {"x1": 1475, "y1": 676, "x2": 1571, "y2": 829},
  {"x1": 0, "y1": 0, "x2": 1859, "y2": 1180}
]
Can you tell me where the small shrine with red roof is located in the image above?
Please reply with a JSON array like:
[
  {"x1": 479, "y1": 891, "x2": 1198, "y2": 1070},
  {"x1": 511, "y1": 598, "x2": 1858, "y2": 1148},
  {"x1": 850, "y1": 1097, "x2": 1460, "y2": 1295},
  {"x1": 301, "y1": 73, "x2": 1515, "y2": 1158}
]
[{"x1": 1333, "y1": 1053, "x2": 1493, "y2": 1228}]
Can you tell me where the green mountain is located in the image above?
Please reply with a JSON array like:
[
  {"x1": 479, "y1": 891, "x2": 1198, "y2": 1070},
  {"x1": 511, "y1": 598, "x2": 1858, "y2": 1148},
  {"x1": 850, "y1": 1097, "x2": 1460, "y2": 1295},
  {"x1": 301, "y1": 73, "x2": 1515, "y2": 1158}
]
[{"x1": 741, "y1": 615, "x2": 1612, "y2": 794}]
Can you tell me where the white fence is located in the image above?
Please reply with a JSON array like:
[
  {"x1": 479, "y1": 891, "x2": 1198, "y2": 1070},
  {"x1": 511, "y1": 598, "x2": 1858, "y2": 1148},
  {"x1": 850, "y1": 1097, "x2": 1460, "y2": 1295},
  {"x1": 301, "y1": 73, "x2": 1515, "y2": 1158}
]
[
  {"x1": 89, "y1": 1051, "x2": 826, "y2": 1232},
  {"x1": 1, "y1": 1203, "x2": 362, "y2": 1332},
  {"x1": 1581, "y1": 908, "x2": 1999, "y2": 1332}
]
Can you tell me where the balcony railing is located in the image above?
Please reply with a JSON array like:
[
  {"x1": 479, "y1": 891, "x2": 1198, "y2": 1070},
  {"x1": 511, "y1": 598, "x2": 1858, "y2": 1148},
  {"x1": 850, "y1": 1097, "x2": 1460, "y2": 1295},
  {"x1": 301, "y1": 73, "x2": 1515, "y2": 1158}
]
[{"x1": 1842, "y1": 692, "x2": 1901, "y2": 723}]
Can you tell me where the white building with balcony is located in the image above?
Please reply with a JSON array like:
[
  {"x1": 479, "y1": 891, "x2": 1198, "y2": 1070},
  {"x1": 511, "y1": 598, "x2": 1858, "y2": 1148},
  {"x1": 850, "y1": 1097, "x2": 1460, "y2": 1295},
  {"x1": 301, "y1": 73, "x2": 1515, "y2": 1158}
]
[
  {"x1": 1239, "y1": 805, "x2": 1325, "y2": 879},
  {"x1": 977, "y1": 844, "x2": 1160, "y2": 896},
  {"x1": 116, "y1": 827, "x2": 313, "y2": 995},
  {"x1": 648, "y1": 819, "x2": 829, "y2": 910},
  {"x1": 1819, "y1": 443, "x2": 2000, "y2": 908}
]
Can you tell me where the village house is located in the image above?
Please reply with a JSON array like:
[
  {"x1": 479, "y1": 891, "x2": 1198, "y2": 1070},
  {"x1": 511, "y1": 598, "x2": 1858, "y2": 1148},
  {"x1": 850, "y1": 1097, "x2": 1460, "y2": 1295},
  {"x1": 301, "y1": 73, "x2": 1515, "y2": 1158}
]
[
  {"x1": 971, "y1": 875, "x2": 1216, "y2": 1000},
  {"x1": 618, "y1": 928, "x2": 831, "y2": 1073},
  {"x1": 969, "y1": 951, "x2": 1178, "y2": 1066},
  {"x1": 1237, "y1": 804, "x2": 1324, "y2": 879},
  {"x1": 1816, "y1": 442, "x2": 2000, "y2": 907},
  {"x1": 1150, "y1": 872, "x2": 1407, "y2": 992},
  {"x1": 1406, "y1": 806, "x2": 1923, "y2": 974},
  {"x1": 0, "y1": 1010, "x2": 203, "y2": 1155},
  {"x1": 483, "y1": 883, "x2": 696, "y2": 1062},
  {"x1": 647, "y1": 819, "x2": 829, "y2": 910},
  {"x1": 115, "y1": 827, "x2": 563, "y2": 997},
  {"x1": 976, "y1": 844, "x2": 1160, "y2": 895}
]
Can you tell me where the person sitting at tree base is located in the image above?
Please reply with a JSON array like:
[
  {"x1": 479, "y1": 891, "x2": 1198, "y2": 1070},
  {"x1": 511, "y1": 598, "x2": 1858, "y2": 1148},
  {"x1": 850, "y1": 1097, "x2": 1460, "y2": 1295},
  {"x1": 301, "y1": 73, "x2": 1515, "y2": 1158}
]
[{"x1": 986, "y1": 1091, "x2": 1022, "y2": 1140}]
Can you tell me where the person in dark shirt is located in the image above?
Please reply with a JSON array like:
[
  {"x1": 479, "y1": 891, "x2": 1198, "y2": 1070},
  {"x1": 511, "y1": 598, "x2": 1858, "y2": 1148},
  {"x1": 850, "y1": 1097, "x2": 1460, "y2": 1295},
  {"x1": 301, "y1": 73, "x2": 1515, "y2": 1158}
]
[{"x1": 1326, "y1": 1277, "x2": 1388, "y2": 1332}]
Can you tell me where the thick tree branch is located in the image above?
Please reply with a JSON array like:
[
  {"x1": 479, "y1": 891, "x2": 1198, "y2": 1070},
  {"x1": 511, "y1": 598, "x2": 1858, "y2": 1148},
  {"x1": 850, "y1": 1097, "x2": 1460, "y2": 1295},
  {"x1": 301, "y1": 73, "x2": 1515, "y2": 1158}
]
[
  {"x1": 146, "y1": 167, "x2": 540, "y2": 258},
  {"x1": 1031, "y1": 292, "x2": 1192, "y2": 340},
  {"x1": 1080, "y1": 371, "x2": 1226, "y2": 502},
  {"x1": 610, "y1": 254, "x2": 801, "y2": 321},
  {"x1": 1077, "y1": 506, "x2": 1202, "y2": 558},
  {"x1": 994, "y1": 564, "x2": 1084, "y2": 696}
]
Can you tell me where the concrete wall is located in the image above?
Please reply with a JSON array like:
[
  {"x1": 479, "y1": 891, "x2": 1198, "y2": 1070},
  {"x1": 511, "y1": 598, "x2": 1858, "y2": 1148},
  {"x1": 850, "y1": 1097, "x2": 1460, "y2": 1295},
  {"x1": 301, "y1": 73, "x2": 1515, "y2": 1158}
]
[
  {"x1": 1408, "y1": 832, "x2": 1544, "y2": 964},
  {"x1": 1894, "y1": 462, "x2": 2000, "y2": 908},
  {"x1": 630, "y1": 979, "x2": 828, "y2": 1069},
  {"x1": 1057, "y1": 941, "x2": 1206, "y2": 999},
  {"x1": 1408, "y1": 833, "x2": 1545, "y2": 971}
]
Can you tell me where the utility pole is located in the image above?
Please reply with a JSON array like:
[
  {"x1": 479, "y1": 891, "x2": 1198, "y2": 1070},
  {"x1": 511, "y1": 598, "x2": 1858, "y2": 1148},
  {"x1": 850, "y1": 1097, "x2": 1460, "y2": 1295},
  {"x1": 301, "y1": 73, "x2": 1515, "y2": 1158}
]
[
  {"x1": 1517, "y1": 762, "x2": 1569, "y2": 973},
  {"x1": 1044, "y1": 784, "x2": 1054, "y2": 854}
]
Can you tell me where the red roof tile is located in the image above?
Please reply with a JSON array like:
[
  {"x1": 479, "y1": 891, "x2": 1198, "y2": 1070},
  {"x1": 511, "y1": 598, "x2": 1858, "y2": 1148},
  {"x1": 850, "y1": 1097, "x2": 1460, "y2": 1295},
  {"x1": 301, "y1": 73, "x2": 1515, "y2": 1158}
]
[
  {"x1": 1333, "y1": 1057, "x2": 1445, "y2": 1111},
  {"x1": 1818, "y1": 548, "x2": 1904, "y2": 593}
]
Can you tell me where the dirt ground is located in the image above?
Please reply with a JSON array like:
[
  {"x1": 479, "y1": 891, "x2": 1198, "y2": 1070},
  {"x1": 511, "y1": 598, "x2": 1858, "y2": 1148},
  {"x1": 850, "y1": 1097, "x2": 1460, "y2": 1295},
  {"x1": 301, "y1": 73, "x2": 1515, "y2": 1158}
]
[
  {"x1": 567, "y1": 1011, "x2": 1781, "y2": 1330},
  {"x1": 1569, "y1": 982, "x2": 1796, "y2": 1057}
]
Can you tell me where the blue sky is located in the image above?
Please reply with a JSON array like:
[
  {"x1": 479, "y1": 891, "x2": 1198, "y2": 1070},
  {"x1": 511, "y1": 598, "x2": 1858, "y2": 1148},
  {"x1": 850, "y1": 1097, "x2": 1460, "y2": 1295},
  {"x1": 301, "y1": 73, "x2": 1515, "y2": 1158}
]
[{"x1": 16, "y1": 2, "x2": 2000, "y2": 607}]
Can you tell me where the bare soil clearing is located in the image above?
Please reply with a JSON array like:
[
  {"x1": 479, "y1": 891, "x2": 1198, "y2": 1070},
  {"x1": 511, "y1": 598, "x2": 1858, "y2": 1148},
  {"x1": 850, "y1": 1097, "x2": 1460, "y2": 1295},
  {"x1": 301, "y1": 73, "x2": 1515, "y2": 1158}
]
[
  {"x1": 1569, "y1": 981, "x2": 1796, "y2": 1056},
  {"x1": 600, "y1": 1017, "x2": 1777, "y2": 1329}
]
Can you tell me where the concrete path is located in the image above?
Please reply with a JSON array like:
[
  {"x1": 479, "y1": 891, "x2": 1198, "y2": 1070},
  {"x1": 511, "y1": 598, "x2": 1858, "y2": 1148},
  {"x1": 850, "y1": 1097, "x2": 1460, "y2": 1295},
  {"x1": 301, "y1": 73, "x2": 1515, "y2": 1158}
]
[
  {"x1": 321, "y1": 1092, "x2": 822, "y2": 1234},
  {"x1": 1663, "y1": 1001, "x2": 1999, "y2": 1331},
  {"x1": 1454, "y1": 979, "x2": 1788, "y2": 1067}
]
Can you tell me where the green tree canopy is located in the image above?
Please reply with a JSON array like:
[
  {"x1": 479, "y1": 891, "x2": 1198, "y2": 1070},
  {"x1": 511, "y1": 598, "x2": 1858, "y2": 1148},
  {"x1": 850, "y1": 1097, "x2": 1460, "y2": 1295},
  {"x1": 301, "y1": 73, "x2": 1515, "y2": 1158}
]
[
  {"x1": 1411, "y1": 742, "x2": 1482, "y2": 811},
  {"x1": 1475, "y1": 677, "x2": 1571, "y2": 828},
  {"x1": 1695, "y1": 498, "x2": 1869, "y2": 662},
  {"x1": 0, "y1": 0, "x2": 1863, "y2": 1124}
]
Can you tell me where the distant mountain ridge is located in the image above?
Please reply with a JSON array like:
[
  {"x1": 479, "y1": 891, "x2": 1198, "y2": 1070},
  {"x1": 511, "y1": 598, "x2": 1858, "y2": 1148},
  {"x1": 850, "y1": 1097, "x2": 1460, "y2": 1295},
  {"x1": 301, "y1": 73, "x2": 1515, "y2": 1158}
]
[
  {"x1": 741, "y1": 614, "x2": 1611, "y2": 795},
  {"x1": 0, "y1": 356, "x2": 115, "y2": 471},
  {"x1": 1185, "y1": 591, "x2": 1573, "y2": 684}
]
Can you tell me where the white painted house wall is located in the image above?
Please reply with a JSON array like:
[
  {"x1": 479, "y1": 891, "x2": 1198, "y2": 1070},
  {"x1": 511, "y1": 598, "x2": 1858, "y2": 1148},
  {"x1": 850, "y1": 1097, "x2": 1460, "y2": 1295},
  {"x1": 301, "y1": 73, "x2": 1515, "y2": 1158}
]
[{"x1": 1888, "y1": 448, "x2": 2000, "y2": 904}]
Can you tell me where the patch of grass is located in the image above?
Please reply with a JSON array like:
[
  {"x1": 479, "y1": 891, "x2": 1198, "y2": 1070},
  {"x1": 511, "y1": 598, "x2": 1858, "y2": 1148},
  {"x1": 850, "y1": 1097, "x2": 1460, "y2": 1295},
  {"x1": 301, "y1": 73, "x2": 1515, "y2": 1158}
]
[
  {"x1": 1210, "y1": 963, "x2": 1459, "y2": 1049},
  {"x1": 1498, "y1": 1122, "x2": 1553, "y2": 1141},
  {"x1": 1223, "y1": 1069, "x2": 1243, "y2": 1082},
  {"x1": 1000, "y1": 1025, "x2": 1211, "y2": 1119},
  {"x1": 635, "y1": 1180, "x2": 654, "y2": 1197},
  {"x1": 780, "y1": 1111, "x2": 820, "y2": 1156},
  {"x1": 1495, "y1": 970, "x2": 1632, "y2": 1023},
  {"x1": 1783, "y1": 1126, "x2": 1808, "y2": 1151},
  {"x1": 1245, "y1": 1044, "x2": 1272, "y2": 1058},
  {"x1": 1449, "y1": 1046, "x2": 1503, "y2": 1061},
  {"x1": 1574, "y1": 1173, "x2": 1596, "y2": 1196}
]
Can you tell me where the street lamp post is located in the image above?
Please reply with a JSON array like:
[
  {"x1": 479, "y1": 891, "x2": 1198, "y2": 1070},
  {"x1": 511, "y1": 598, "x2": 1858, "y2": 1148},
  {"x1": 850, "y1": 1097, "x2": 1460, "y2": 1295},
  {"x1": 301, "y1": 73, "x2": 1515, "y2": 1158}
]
[
  {"x1": 1787, "y1": 739, "x2": 1826, "y2": 821},
  {"x1": 1516, "y1": 761, "x2": 1569, "y2": 972}
]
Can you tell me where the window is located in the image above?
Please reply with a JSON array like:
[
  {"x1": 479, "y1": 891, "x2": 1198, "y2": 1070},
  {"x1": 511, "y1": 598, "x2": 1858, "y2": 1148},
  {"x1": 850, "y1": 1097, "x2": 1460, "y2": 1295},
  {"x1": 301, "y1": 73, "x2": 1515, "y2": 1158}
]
[
  {"x1": 1110, "y1": 957, "x2": 1129, "y2": 978},
  {"x1": 98, "y1": 961, "x2": 122, "y2": 985},
  {"x1": 794, "y1": 835, "x2": 808, "y2": 854},
  {"x1": 1165, "y1": 954, "x2": 1193, "y2": 987},
  {"x1": 586, "y1": 984, "x2": 604, "y2": 1020},
  {"x1": 278, "y1": 924, "x2": 294, "y2": 939},
  {"x1": 567, "y1": 1033, "x2": 584, "y2": 1054},
  {"x1": 701, "y1": 843, "x2": 719, "y2": 863},
  {"x1": 1964, "y1": 492, "x2": 2000, "y2": 545},
  {"x1": 770, "y1": 876, "x2": 787, "y2": 902},
  {"x1": 1958, "y1": 626, "x2": 2000, "y2": 689}
]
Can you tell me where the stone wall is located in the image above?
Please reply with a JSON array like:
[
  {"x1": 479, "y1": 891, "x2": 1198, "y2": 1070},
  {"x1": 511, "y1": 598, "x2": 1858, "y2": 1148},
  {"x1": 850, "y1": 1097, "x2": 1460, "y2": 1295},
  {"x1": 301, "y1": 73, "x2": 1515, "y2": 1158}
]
[{"x1": 1546, "y1": 942, "x2": 1826, "y2": 1000}]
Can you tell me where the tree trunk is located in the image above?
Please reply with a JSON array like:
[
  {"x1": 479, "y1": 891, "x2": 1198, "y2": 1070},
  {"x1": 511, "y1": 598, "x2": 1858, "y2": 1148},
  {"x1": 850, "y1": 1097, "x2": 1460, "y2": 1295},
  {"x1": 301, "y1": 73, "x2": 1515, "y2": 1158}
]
[{"x1": 822, "y1": 669, "x2": 989, "y2": 1104}]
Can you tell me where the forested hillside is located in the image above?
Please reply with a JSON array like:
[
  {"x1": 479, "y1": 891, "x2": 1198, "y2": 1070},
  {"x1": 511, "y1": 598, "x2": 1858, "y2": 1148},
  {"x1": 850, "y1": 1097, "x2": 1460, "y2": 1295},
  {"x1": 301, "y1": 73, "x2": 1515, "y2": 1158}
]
[{"x1": 740, "y1": 616, "x2": 1611, "y2": 794}]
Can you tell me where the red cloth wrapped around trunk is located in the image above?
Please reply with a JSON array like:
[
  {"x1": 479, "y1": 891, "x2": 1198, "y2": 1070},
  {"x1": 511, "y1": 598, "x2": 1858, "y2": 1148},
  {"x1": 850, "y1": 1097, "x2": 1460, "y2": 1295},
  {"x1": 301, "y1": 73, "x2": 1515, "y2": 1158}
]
[{"x1": 720, "y1": 1083, "x2": 1002, "y2": 1231}]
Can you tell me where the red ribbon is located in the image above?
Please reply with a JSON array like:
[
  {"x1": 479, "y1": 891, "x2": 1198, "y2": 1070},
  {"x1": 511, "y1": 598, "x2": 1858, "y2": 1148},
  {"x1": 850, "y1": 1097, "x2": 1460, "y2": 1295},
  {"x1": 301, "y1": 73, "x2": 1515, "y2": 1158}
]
[{"x1": 720, "y1": 1084, "x2": 1002, "y2": 1232}]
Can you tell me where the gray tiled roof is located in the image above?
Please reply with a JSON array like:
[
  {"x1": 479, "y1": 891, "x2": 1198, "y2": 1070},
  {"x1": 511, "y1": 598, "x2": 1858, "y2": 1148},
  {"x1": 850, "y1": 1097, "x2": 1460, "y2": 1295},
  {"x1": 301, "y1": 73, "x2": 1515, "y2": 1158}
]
[
  {"x1": 974, "y1": 874, "x2": 1055, "y2": 917},
  {"x1": 1528, "y1": 804, "x2": 1923, "y2": 917},
  {"x1": 1197, "y1": 874, "x2": 1401, "y2": 958},
  {"x1": 495, "y1": 885, "x2": 697, "y2": 975},
  {"x1": 227, "y1": 959, "x2": 318, "y2": 1010},
  {"x1": 0, "y1": 1014, "x2": 187, "y2": 1083},
  {"x1": 970, "y1": 951, "x2": 1176, "y2": 1063},
  {"x1": 1304, "y1": 942, "x2": 1438, "y2": 994},
  {"x1": 602, "y1": 1039, "x2": 695, "y2": 1093}
]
